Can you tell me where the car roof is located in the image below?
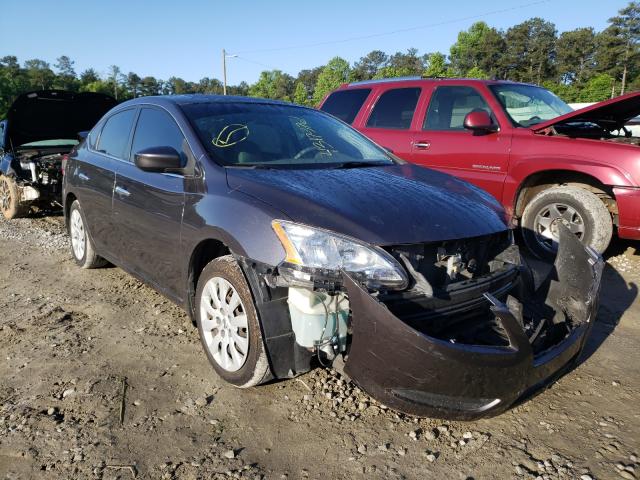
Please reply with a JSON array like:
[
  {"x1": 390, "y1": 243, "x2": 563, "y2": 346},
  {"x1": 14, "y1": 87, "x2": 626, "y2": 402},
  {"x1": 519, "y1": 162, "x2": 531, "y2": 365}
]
[
  {"x1": 117, "y1": 94, "x2": 302, "y2": 109},
  {"x1": 340, "y1": 77, "x2": 539, "y2": 89}
]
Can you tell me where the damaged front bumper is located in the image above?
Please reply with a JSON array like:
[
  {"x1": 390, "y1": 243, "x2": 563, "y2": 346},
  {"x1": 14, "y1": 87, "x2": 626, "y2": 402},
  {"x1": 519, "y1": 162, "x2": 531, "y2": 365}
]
[{"x1": 342, "y1": 225, "x2": 604, "y2": 420}]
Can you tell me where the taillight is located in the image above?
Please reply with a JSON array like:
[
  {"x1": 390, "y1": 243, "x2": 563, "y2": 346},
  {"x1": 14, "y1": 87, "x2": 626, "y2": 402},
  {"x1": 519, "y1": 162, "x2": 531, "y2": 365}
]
[{"x1": 61, "y1": 154, "x2": 69, "y2": 175}]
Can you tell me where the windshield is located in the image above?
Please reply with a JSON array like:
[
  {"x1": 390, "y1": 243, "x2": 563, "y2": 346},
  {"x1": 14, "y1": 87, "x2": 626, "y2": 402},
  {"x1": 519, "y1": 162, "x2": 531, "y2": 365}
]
[
  {"x1": 181, "y1": 102, "x2": 393, "y2": 168},
  {"x1": 489, "y1": 84, "x2": 573, "y2": 127}
]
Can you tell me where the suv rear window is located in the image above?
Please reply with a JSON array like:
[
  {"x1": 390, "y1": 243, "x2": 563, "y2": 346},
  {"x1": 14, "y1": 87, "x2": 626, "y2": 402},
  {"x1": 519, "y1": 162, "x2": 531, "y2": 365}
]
[
  {"x1": 320, "y1": 89, "x2": 371, "y2": 124},
  {"x1": 366, "y1": 88, "x2": 421, "y2": 130}
]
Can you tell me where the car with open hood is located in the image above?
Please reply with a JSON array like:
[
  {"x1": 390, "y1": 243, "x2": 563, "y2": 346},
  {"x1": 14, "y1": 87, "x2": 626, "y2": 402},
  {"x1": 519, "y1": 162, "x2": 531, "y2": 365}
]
[
  {"x1": 0, "y1": 90, "x2": 117, "y2": 219},
  {"x1": 320, "y1": 78, "x2": 640, "y2": 259},
  {"x1": 62, "y1": 95, "x2": 603, "y2": 419}
]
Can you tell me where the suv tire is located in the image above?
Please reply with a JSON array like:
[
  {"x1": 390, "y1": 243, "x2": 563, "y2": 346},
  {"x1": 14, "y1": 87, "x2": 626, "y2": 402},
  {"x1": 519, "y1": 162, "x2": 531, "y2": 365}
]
[
  {"x1": 195, "y1": 255, "x2": 271, "y2": 388},
  {"x1": 522, "y1": 186, "x2": 612, "y2": 259}
]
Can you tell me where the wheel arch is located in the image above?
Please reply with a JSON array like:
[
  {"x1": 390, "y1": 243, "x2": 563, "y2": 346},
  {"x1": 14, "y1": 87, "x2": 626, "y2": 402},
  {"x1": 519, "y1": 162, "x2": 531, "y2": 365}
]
[
  {"x1": 63, "y1": 191, "x2": 78, "y2": 231},
  {"x1": 513, "y1": 169, "x2": 618, "y2": 221},
  {"x1": 186, "y1": 237, "x2": 232, "y2": 320}
]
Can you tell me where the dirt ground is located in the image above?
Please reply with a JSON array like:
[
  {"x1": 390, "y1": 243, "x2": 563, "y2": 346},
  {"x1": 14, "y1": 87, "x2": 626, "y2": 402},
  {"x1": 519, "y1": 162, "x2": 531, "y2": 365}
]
[{"x1": 0, "y1": 214, "x2": 638, "y2": 480}]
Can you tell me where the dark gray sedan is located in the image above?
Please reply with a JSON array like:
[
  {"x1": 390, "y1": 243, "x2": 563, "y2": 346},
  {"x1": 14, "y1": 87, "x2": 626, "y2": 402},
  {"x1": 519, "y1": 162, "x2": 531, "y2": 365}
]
[{"x1": 63, "y1": 95, "x2": 603, "y2": 419}]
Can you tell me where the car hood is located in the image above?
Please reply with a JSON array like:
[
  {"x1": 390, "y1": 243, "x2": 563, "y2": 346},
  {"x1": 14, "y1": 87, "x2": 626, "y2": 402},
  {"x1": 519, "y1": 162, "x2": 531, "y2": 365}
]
[
  {"x1": 226, "y1": 164, "x2": 508, "y2": 245},
  {"x1": 5, "y1": 90, "x2": 117, "y2": 148},
  {"x1": 532, "y1": 91, "x2": 640, "y2": 132}
]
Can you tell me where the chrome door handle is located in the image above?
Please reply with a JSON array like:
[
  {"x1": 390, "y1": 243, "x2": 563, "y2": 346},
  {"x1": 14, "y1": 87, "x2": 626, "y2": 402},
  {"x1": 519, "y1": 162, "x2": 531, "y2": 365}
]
[
  {"x1": 414, "y1": 142, "x2": 431, "y2": 149},
  {"x1": 78, "y1": 173, "x2": 89, "y2": 181},
  {"x1": 115, "y1": 186, "x2": 131, "y2": 197}
]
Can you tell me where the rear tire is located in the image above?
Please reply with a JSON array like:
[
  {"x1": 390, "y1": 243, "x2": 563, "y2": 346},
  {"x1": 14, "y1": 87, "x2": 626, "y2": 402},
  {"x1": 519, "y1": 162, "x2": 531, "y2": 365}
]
[
  {"x1": 195, "y1": 255, "x2": 270, "y2": 388},
  {"x1": 521, "y1": 186, "x2": 612, "y2": 259},
  {"x1": 0, "y1": 175, "x2": 28, "y2": 220},
  {"x1": 68, "y1": 199, "x2": 107, "y2": 269}
]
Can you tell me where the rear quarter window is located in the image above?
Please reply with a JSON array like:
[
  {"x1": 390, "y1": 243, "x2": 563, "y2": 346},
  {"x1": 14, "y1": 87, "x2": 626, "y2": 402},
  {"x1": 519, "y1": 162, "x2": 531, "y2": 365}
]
[{"x1": 320, "y1": 89, "x2": 371, "y2": 124}]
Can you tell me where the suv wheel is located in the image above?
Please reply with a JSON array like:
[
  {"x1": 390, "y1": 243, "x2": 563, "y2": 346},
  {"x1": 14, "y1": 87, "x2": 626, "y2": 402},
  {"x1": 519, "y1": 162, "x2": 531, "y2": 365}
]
[
  {"x1": 521, "y1": 186, "x2": 612, "y2": 259},
  {"x1": 68, "y1": 200, "x2": 106, "y2": 268},
  {"x1": 195, "y1": 255, "x2": 270, "y2": 388},
  {"x1": 0, "y1": 175, "x2": 28, "y2": 219}
]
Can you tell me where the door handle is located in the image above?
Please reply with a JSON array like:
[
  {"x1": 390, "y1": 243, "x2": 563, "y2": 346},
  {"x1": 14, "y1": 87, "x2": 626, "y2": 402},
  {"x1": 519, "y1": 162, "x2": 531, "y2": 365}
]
[
  {"x1": 78, "y1": 173, "x2": 90, "y2": 181},
  {"x1": 115, "y1": 186, "x2": 131, "y2": 197},
  {"x1": 414, "y1": 141, "x2": 431, "y2": 150}
]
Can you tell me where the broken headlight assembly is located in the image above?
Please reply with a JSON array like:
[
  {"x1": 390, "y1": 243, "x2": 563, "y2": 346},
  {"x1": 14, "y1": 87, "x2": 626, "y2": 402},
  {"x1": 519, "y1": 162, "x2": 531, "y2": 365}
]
[{"x1": 272, "y1": 220, "x2": 408, "y2": 290}]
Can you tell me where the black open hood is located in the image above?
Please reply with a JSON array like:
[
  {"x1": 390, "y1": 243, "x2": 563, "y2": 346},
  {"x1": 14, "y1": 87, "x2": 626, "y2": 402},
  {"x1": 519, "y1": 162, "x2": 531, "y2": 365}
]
[{"x1": 5, "y1": 90, "x2": 117, "y2": 148}]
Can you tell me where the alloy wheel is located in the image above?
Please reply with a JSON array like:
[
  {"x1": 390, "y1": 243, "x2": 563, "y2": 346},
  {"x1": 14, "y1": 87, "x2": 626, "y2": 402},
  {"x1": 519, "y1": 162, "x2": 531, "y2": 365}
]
[
  {"x1": 0, "y1": 179, "x2": 11, "y2": 213},
  {"x1": 533, "y1": 202, "x2": 585, "y2": 253}
]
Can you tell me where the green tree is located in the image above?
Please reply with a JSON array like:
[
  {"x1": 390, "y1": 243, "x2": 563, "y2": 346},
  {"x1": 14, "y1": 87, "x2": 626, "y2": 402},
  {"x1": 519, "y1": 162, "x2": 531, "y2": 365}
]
[
  {"x1": 424, "y1": 52, "x2": 449, "y2": 77},
  {"x1": 541, "y1": 80, "x2": 579, "y2": 103},
  {"x1": 373, "y1": 65, "x2": 416, "y2": 79},
  {"x1": 466, "y1": 66, "x2": 490, "y2": 79},
  {"x1": 578, "y1": 73, "x2": 615, "y2": 101},
  {"x1": 227, "y1": 81, "x2": 250, "y2": 96},
  {"x1": 197, "y1": 77, "x2": 223, "y2": 94},
  {"x1": 449, "y1": 22, "x2": 506, "y2": 78},
  {"x1": 504, "y1": 18, "x2": 557, "y2": 84},
  {"x1": 556, "y1": 28, "x2": 597, "y2": 84},
  {"x1": 139, "y1": 76, "x2": 160, "y2": 97},
  {"x1": 107, "y1": 65, "x2": 122, "y2": 100},
  {"x1": 352, "y1": 50, "x2": 388, "y2": 81},
  {"x1": 24, "y1": 59, "x2": 55, "y2": 90},
  {"x1": 54, "y1": 55, "x2": 77, "y2": 90},
  {"x1": 313, "y1": 57, "x2": 351, "y2": 104},
  {"x1": 249, "y1": 70, "x2": 294, "y2": 101},
  {"x1": 125, "y1": 72, "x2": 141, "y2": 98},
  {"x1": 295, "y1": 67, "x2": 323, "y2": 101},
  {"x1": 606, "y1": 2, "x2": 640, "y2": 93},
  {"x1": 79, "y1": 68, "x2": 99, "y2": 85},
  {"x1": 79, "y1": 79, "x2": 112, "y2": 95},
  {"x1": 0, "y1": 56, "x2": 27, "y2": 117},
  {"x1": 386, "y1": 48, "x2": 425, "y2": 76},
  {"x1": 293, "y1": 81, "x2": 309, "y2": 105}
]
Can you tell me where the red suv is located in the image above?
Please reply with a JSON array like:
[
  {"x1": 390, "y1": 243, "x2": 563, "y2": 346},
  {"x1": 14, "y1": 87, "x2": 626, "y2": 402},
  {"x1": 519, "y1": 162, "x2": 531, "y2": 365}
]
[{"x1": 319, "y1": 78, "x2": 640, "y2": 258}]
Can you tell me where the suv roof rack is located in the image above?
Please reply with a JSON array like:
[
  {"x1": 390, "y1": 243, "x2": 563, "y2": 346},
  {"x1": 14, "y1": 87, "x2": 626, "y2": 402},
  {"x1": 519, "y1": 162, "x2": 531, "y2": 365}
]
[
  {"x1": 348, "y1": 76, "x2": 422, "y2": 86},
  {"x1": 346, "y1": 76, "x2": 525, "y2": 88}
]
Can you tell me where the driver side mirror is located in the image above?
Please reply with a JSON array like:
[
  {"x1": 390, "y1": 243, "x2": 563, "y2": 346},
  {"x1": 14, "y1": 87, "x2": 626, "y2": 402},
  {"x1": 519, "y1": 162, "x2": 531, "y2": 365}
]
[
  {"x1": 134, "y1": 146, "x2": 184, "y2": 172},
  {"x1": 463, "y1": 111, "x2": 498, "y2": 134}
]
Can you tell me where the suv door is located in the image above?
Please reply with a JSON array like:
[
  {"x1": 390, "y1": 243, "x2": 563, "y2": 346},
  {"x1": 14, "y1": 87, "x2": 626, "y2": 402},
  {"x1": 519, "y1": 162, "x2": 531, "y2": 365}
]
[
  {"x1": 412, "y1": 85, "x2": 511, "y2": 201},
  {"x1": 111, "y1": 106, "x2": 189, "y2": 300},
  {"x1": 358, "y1": 87, "x2": 422, "y2": 158},
  {"x1": 76, "y1": 108, "x2": 136, "y2": 258}
]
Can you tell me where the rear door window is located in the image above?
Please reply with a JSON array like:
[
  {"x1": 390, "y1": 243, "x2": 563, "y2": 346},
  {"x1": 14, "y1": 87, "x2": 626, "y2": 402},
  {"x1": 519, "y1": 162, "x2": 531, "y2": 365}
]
[
  {"x1": 366, "y1": 88, "x2": 421, "y2": 129},
  {"x1": 320, "y1": 89, "x2": 371, "y2": 124},
  {"x1": 130, "y1": 107, "x2": 190, "y2": 164},
  {"x1": 424, "y1": 86, "x2": 493, "y2": 130},
  {"x1": 96, "y1": 109, "x2": 136, "y2": 159}
]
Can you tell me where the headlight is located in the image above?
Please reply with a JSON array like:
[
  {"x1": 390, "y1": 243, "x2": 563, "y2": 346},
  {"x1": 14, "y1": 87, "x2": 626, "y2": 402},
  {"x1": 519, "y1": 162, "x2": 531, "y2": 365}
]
[{"x1": 272, "y1": 220, "x2": 408, "y2": 290}]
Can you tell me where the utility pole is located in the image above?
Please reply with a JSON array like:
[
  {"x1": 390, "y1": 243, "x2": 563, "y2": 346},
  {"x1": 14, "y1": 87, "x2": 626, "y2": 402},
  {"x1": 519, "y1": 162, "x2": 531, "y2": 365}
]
[{"x1": 222, "y1": 48, "x2": 228, "y2": 96}]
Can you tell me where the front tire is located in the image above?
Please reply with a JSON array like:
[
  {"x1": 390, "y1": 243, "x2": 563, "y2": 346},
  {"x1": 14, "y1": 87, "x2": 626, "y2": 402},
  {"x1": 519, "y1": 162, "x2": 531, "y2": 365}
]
[
  {"x1": 68, "y1": 200, "x2": 106, "y2": 268},
  {"x1": 195, "y1": 255, "x2": 270, "y2": 388},
  {"x1": 521, "y1": 186, "x2": 612, "y2": 259},
  {"x1": 0, "y1": 175, "x2": 28, "y2": 219}
]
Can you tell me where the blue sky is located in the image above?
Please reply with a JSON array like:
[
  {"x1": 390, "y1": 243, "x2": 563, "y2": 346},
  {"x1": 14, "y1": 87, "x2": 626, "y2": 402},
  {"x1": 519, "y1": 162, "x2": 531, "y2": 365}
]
[{"x1": 0, "y1": 0, "x2": 630, "y2": 84}]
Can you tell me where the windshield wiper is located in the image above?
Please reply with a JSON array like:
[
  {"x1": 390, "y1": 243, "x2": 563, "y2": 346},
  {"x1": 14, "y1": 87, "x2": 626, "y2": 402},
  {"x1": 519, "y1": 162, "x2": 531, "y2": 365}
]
[
  {"x1": 225, "y1": 164, "x2": 279, "y2": 169},
  {"x1": 329, "y1": 161, "x2": 392, "y2": 169}
]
